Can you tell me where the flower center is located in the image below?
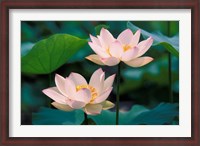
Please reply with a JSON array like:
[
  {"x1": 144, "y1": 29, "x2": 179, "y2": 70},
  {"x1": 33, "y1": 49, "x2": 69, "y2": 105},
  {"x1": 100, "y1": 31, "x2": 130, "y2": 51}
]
[
  {"x1": 106, "y1": 48, "x2": 111, "y2": 56},
  {"x1": 123, "y1": 45, "x2": 132, "y2": 52},
  {"x1": 76, "y1": 84, "x2": 98, "y2": 102}
]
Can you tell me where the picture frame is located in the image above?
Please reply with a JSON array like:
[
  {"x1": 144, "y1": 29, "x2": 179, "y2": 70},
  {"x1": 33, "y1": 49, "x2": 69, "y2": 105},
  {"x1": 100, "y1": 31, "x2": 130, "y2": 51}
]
[{"x1": 0, "y1": 0, "x2": 199, "y2": 145}]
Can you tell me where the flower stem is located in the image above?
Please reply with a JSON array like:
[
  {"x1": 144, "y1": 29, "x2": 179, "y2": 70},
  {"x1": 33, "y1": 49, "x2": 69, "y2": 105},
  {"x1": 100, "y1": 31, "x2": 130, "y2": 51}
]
[
  {"x1": 167, "y1": 21, "x2": 173, "y2": 103},
  {"x1": 116, "y1": 62, "x2": 121, "y2": 125},
  {"x1": 84, "y1": 112, "x2": 88, "y2": 125}
]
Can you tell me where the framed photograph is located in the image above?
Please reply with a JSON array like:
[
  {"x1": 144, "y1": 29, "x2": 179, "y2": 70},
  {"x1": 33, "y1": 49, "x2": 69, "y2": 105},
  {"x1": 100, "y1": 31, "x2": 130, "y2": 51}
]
[{"x1": 0, "y1": 0, "x2": 199, "y2": 145}]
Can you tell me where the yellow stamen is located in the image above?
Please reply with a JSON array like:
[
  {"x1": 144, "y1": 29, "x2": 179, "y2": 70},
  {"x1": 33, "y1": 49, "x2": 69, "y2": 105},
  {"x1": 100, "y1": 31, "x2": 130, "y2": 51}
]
[
  {"x1": 106, "y1": 48, "x2": 111, "y2": 56},
  {"x1": 123, "y1": 45, "x2": 131, "y2": 52},
  {"x1": 76, "y1": 84, "x2": 98, "y2": 102}
]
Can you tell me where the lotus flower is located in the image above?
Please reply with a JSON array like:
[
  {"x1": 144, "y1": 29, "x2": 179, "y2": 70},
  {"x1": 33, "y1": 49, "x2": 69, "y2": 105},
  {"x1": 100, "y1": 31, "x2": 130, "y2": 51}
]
[
  {"x1": 42, "y1": 68, "x2": 115, "y2": 115},
  {"x1": 86, "y1": 28, "x2": 153, "y2": 67}
]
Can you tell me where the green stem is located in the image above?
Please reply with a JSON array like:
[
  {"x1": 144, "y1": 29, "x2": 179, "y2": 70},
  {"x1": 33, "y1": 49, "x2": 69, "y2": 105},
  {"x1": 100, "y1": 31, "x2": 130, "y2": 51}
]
[
  {"x1": 167, "y1": 21, "x2": 173, "y2": 103},
  {"x1": 84, "y1": 112, "x2": 88, "y2": 125},
  {"x1": 116, "y1": 63, "x2": 121, "y2": 125}
]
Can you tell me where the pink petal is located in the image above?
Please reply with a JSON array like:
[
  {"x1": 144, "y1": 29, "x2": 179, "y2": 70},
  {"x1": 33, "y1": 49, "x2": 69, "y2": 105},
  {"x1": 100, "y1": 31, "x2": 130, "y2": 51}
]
[
  {"x1": 85, "y1": 54, "x2": 105, "y2": 65},
  {"x1": 109, "y1": 41, "x2": 123, "y2": 58},
  {"x1": 75, "y1": 88, "x2": 91, "y2": 103},
  {"x1": 88, "y1": 42, "x2": 110, "y2": 58},
  {"x1": 42, "y1": 87, "x2": 66, "y2": 104},
  {"x1": 99, "y1": 73, "x2": 105, "y2": 94},
  {"x1": 84, "y1": 104, "x2": 103, "y2": 115},
  {"x1": 90, "y1": 34, "x2": 101, "y2": 46},
  {"x1": 55, "y1": 74, "x2": 68, "y2": 97},
  {"x1": 69, "y1": 72, "x2": 87, "y2": 86},
  {"x1": 136, "y1": 37, "x2": 153, "y2": 57},
  {"x1": 130, "y1": 29, "x2": 141, "y2": 47},
  {"x1": 99, "y1": 28, "x2": 115, "y2": 48},
  {"x1": 124, "y1": 56, "x2": 153, "y2": 67},
  {"x1": 117, "y1": 29, "x2": 134, "y2": 45},
  {"x1": 121, "y1": 47, "x2": 139, "y2": 62},
  {"x1": 103, "y1": 74, "x2": 116, "y2": 90},
  {"x1": 51, "y1": 102, "x2": 74, "y2": 111},
  {"x1": 92, "y1": 87, "x2": 113, "y2": 104},
  {"x1": 69, "y1": 100, "x2": 86, "y2": 109},
  {"x1": 65, "y1": 78, "x2": 76, "y2": 99},
  {"x1": 97, "y1": 36, "x2": 105, "y2": 48},
  {"x1": 101, "y1": 57, "x2": 120, "y2": 66},
  {"x1": 89, "y1": 68, "x2": 104, "y2": 94}
]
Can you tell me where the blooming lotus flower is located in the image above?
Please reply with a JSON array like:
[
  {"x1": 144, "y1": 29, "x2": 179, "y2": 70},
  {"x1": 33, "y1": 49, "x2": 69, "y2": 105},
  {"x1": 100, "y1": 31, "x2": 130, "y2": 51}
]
[
  {"x1": 86, "y1": 28, "x2": 153, "y2": 67},
  {"x1": 42, "y1": 68, "x2": 115, "y2": 115}
]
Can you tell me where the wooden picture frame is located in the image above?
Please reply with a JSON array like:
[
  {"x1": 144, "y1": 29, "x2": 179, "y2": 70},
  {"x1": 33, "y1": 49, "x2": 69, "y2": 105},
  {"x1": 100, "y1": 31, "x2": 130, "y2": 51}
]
[{"x1": 0, "y1": 0, "x2": 199, "y2": 145}]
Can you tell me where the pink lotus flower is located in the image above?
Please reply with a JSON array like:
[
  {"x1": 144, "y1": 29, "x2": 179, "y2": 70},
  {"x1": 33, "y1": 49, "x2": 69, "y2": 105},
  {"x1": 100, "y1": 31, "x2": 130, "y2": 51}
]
[
  {"x1": 42, "y1": 68, "x2": 115, "y2": 115},
  {"x1": 86, "y1": 28, "x2": 153, "y2": 67}
]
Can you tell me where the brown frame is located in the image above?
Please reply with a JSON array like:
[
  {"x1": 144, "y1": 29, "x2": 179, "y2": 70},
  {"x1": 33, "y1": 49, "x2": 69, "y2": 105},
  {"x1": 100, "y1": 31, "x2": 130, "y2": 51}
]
[{"x1": 0, "y1": 0, "x2": 199, "y2": 145}]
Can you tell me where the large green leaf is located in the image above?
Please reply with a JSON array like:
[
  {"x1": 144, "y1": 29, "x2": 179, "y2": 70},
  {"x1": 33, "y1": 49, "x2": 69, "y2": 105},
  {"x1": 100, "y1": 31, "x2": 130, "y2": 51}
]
[
  {"x1": 21, "y1": 34, "x2": 87, "y2": 74},
  {"x1": 89, "y1": 105, "x2": 149, "y2": 125},
  {"x1": 131, "y1": 103, "x2": 179, "y2": 125},
  {"x1": 32, "y1": 103, "x2": 178, "y2": 125},
  {"x1": 127, "y1": 22, "x2": 179, "y2": 57},
  {"x1": 32, "y1": 107, "x2": 84, "y2": 125}
]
